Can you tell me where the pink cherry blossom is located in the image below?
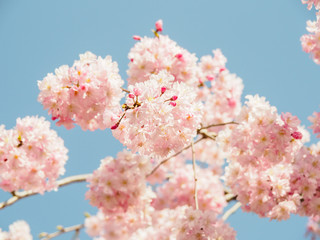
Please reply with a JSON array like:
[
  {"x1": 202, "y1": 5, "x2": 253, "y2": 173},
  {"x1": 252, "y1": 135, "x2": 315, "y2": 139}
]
[
  {"x1": 301, "y1": 12, "x2": 320, "y2": 64},
  {"x1": 38, "y1": 51, "x2": 124, "y2": 130},
  {"x1": 112, "y1": 71, "x2": 203, "y2": 158},
  {"x1": 309, "y1": 110, "x2": 320, "y2": 137},
  {"x1": 152, "y1": 165, "x2": 226, "y2": 213},
  {"x1": 302, "y1": 0, "x2": 320, "y2": 10},
  {"x1": 176, "y1": 208, "x2": 236, "y2": 240},
  {"x1": 0, "y1": 220, "x2": 33, "y2": 240},
  {"x1": 85, "y1": 150, "x2": 153, "y2": 214},
  {"x1": 221, "y1": 95, "x2": 310, "y2": 219},
  {"x1": 0, "y1": 116, "x2": 68, "y2": 193},
  {"x1": 127, "y1": 33, "x2": 198, "y2": 86}
]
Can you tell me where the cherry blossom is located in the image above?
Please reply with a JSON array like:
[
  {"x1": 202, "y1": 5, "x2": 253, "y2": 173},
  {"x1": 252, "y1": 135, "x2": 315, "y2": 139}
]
[
  {"x1": 112, "y1": 71, "x2": 203, "y2": 158},
  {"x1": 301, "y1": 12, "x2": 320, "y2": 64},
  {"x1": 127, "y1": 25, "x2": 198, "y2": 86},
  {"x1": 38, "y1": 51, "x2": 124, "y2": 130},
  {"x1": 152, "y1": 165, "x2": 226, "y2": 213},
  {"x1": 85, "y1": 150, "x2": 153, "y2": 214},
  {"x1": 0, "y1": 220, "x2": 33, "y2": 240},
  {"x1": 0, "y1": 116, "x2": 68, "y2": 193}
]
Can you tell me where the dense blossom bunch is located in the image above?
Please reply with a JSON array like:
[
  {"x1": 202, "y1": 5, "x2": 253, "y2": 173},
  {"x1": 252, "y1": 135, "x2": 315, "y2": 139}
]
[
  {"x1": 85, "y1": 206, "x2": 153, "y2": 240},
  {"x1": 38, "y1": 51, "x2": 124, "y2": 130},
  {"x1": 0, "y1": 116, "x2": 68, "y2": 193},
  {"x1": 176, "y1": 208, "x2": 236, "y2": 240},
  {"x1": 196, "y1": 49, "x2": 243, "y2": 130},
  {"x1": 112, "y1": 71, "x2": 203, "y2": 158},
  {"x1": 0, "y1": 220, "x2": 32, "y2": 240},
  {"x1": 153, "y1": 165, "x2": 226, "y2": 213},
  {"x1": 309, "y1": 110, "x2": 320, "y2": 137},
  {"x1": 85, "y1": 150, "x2": 152, "y2": 214},
  {"x1": 127, "y1": 22, "x2": 198, "y2": 86},
  {"x1": 302, "y1": 0, "x2": 320, "y2": 10},
  {"x1": 301, "y1": 12, "x2": 320, "y2": 65},
  {"x1": 291, "y1": 146, "x2": 320, "y2": 217},
  {"x1": 306, "y1": 215, "x2": 320, "y2": 240},
  {"x1": 221, "y1": 95, "x2": 309, "y2": 219}
]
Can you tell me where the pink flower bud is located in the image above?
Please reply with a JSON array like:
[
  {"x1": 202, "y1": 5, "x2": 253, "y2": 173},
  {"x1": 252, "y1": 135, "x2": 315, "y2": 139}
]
[
  {"x1": 111, "y1": 123, "x2": 119, "y2": 130},
  {"x1": 80, "y1": 85, "x2": 87, "y2": 91},
  {"x1": 227, "y1": 98, "x2": 236, "y2": 108},
  {"x1": 169, "y1": 101, "x2": 177, "y2": 107},
  {"x1": 133, "y1": 88, "x2": 142, "y2": 96},
  {"x1": 128, "y1": 93, "x2": 135, "y2": 99},
  {"x1": 133, "y1": 35, "x2": 141, "y2": 41},
  {"x1": 161, "y1": 87, "x2": 167, "y2": 94},
  {"x1": 171, "y1": 95, "x2": 178, "y2": 101},
  {"x1": 206, "y1": 75, "x2": 215, "y2": 81},
  {"x1": 219, "y1": 67, "x2": 226, "y2": 73},
  {"x1": 175, "y1": 53, "x2": 184, "y2": 61},
  {"x1": 291, "y1": 131, "x2": 303, "y2": 140},
  {"x1": 130, "y1": 58, "x2": 134, "y2": 62},
  {"x1": 155, "y1": 19, "x2": 163, "y2": 32}
]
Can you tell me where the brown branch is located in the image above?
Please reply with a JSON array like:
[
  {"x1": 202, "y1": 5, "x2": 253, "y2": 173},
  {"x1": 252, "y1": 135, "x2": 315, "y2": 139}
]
[
  {"x1": 147, "y1": 137, "x2": 205, "y2": 177},
  {"x1": 200, "y1": 121, "x2": 238, "y2": 130},
  {"x1": 0, "y1": 174, "x2": 91, "y2": 210},
  {"x1": 39, "y1": 223, "x2": 84, "y2": 240},
  {"x1": 121, "y1": 87, "x2": 130, "y2": 93}
]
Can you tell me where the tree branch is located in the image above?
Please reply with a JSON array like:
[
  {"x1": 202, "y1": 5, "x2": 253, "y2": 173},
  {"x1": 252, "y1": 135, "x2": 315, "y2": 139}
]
[
  {"x1": 200, "y1": 121, "x2": 238, "y2": 130},
  {"x1": 222, "y1": 202, "x2": 242, "y2": 221},
  {"x1": 39, "y1": 223, "x2": 84, "y2": 240},
  {"x1": 147, "y1": 137, "x2": 205, "y2": 177},
  {"x1": 0, "y1": 174, "x2": 91, "y2": 210}
]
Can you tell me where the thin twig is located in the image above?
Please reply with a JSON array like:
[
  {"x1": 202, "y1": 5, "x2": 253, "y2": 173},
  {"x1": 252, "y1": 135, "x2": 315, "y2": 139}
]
[
  {"x1": 222, "y1": 202, "x2": 242, "y2": 221},
  {"x1": 191, "y1": 140, "x2": 198, "y2": 210},
  {"x1": 39, "y1": 223, "x2": 84, "y2": 240},
  {"x1": 121, "y1": 87, "x2": 130, "y2": 93},
  {"x1": 147, "y1": 137, "x2": 205, "y2": 177},
  {"x1": 0, "y1": 174, "x2": 91, "y2": 210},
  {"x1": 200, "y1": 121, "x2": 238, "y2": 130}
]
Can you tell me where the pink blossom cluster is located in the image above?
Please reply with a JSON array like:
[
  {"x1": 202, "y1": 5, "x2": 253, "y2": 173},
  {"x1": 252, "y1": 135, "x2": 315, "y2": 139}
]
[
  {"x1": 38, "y1": 51, "x2": 124, "y2": 130},
  {"x1": 301, "y1": 12, "x2": 320, "y2": 65},
  {"x1": 176, "y1": 208, "x2": 236, "y2": 240},
  {"x1": 0, "y1": 116, "x2": 68, "y2": 193},
  {"x1": 112, "y1": 71, "x2": 203, "y2": 158},
  {"x1": 302, "y1": 0, "x2": 320, "y2": 10},
  {"x1": 152, "y1": 165, "x2": 226, "y2": 213},
  {"x1": 309, "y1": 110, "x2": 320, "y2": 137},
  {"x1": 0, "y1": 220, "x2": 32, "y2": 240},
  {"x1": 85, "y1": 205, "x2": 153, "y2": 240},
  {"x1": 221, "y1": 95, "x2": 310, "y2": 219},
  {"x1": 196, "y1": 49, "x2": 243, "y2": 129},
  {"x1": 127, "y1": 21, "x2": 198, "y2": 86},
  {"x1": 85, "y1": 150, "x2": 153, "y2": 214},
  {"x1": 85, "y1": 206, "x2": 236, "y2": 240},
  {"x1": 306, "y1": 215, "x2": 320, "y2": 240},
  {"x1": 290, "y1": 146, "x2": 320, "y2": 217}
]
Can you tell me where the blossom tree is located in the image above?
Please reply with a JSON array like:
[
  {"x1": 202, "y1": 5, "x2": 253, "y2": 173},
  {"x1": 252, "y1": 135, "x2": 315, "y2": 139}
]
[{"x1": 1, "y1": 1, "x2": 320, "y2": 239}]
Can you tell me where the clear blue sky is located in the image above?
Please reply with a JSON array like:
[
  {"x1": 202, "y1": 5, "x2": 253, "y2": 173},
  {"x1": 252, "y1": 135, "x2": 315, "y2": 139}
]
[{"x1": 1, "y1": 1, "x2": 320, "y2": 239}]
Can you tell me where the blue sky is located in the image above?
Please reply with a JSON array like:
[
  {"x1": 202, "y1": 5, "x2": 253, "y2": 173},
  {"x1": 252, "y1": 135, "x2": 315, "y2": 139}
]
[{"x1": 0, "y1": 0, "x2": 320, "y2": 239}]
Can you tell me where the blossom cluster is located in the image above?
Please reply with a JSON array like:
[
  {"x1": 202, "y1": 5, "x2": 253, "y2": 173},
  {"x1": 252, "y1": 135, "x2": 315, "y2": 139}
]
[
  {"x1": 85, "y1": 206, "x2": 236, "y2": 240},
  {"x1": 220, "y1": 95, "x2": 314, "y2": 219},
  {"x1": 85, "y1": 150, "x2": 153, "y2": 214},
  {"x1": 0, "y1": 116, "x2": 68, "y2": 193},
  {"x1": 0, "y1": 220, "x2": 32, "y2": 240},
  {"x1": 38, "y1": 51, "x2": 124, "y2": 130},
  {"x1": 112, "y1": 71, "x2": 203, "y2": 158},
  {"x1": 152, "y1": 165, "x2": 226, "y2": 213},
  {"x1": 127, "y1": 26, "x2": 198, "y2": 87}
]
